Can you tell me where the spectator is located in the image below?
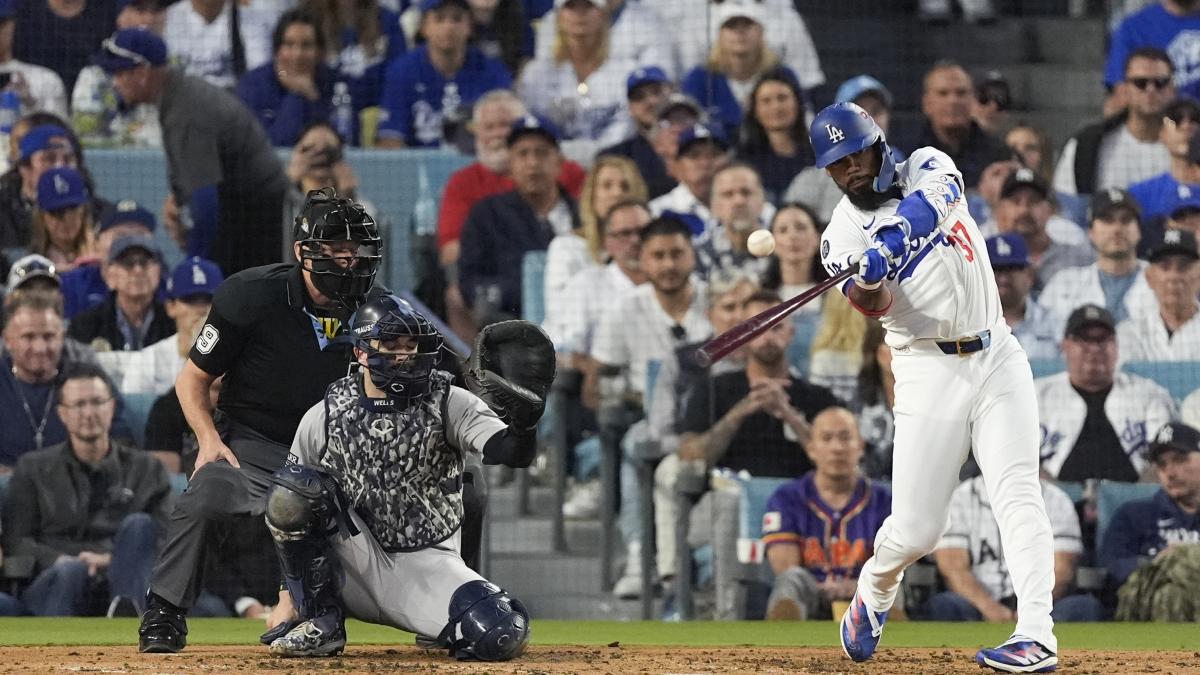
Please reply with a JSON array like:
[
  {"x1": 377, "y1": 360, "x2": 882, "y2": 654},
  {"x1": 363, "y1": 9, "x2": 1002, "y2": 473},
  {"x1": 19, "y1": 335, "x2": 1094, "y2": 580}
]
[
  {"x1": 668, "y1": 290, "x2": 839, "y2": 610},
  {"x1": 990, "y1": 168, "x2": 1094, "y2": 293},
  {"x1": 1166, "y1": 197, "x2": 1200, "y2": 235},
  {"x1": 680, "y1": 3, "x2": 799, "y2": 139},
  {"x1": 1006, "y1": 123, "x2": 1053, "y2": 184},
  {"x1": 31, "y1": 166, "x2": 94, "y2": 273},
  {"x1": 144, "y1": 374, "x2": 221, "y2": 479},
  {"x1": 759, "y1": 203, "x2": 827, "y2": 371},
  {"x1": 1037, "y1": 304, "x2": 1177, "y2": 482},
  {"x1": 459, "y1": 115, "x2": 577, "y2": 322},
  {"x1": 0, "y1": 123, "x2": 75, "y2": 252},
  {"x1": 301, "y1": 0, "x2": 405, "y2": 115},
  {"x1": 0, "y1": 362, "x2": 169, "y2": 617},
  {"x1": 533, "y1": 0, "x2": 676, "y2": 78},
  {"x1": 600, "y1": 66, "x2": 677, "y2": 199},
  {"x1": 970, "y1": 70, "x2": 1012, "y2": 139},
  {"x1": 784, "y1": 75, "x2": 899, "y2": 223},
  {"x1": 918, "y1": 0, "x2": 995, "y2": 23},
  {"x1": 855, "y1": 321, "x2": 894, "y2": 479},
  {"x1": 1101, "y1": 421, "x2": 1200, "y2": 621},
  {"x1": 987, "y1": 233, "x2": 1060, "y2": 361},
  {"x1": 467, "y1": 0, "x2": 529, "y2": 76},
  {"x1": 163, "y1": 0, "x2": 278, "y2": 90},
  {"x1": 763, "y1": 407, "x2": 891, "y2": 621},
  {"x1": 59, "y1": 200, "x2": 157, "y2": 319},
  {"x1": 930, "y1": 475, "x2": 1103, "y2": 623},
  {"x1": 1054, "y1": 48, "x2": 1174, "y2": 196},
  {"x1": 808, "y1": 293, "x2": 867, "y2": 404},
  {"x1": 103, "y1": 258, "x2": 222, "y2": 465},
  {"x1": 4, "y1": 252, "x2": 57, "y2": 295},
  {"x1": 1040, "y1": 188, "x2": 1157, "y2": 327},
  {"x1": 1118, "y1": 229, "x2": 1200, "y2": 361},
  {"x1": 901, "y1": 61, "x2": 1004, "y2": 189},
  {"x1": 736, "y1": 68, "x2": 813, "y2": 205},
  {"x1": 649, "y1": 123, "x2": 731, "y2": 238},
  {"x1": 12, "y1": 0, "x2": 116, "y2": 93},
  {"x1": 545, "y1": 154, "x2": 646, "y2": 316},
  {"x1": 378, "y1": 0, "x2": 510, "y2": 148},
  {"x1": 518, "y1": 0, "x2": 633, "y2": 151},
  {"x1": 98, "y1": 28, "x2": 290, "y2": 274},
  {"x1": 68, "y1": 235, "x2": 172, "y2": 353},
  {"x1": 1128, "y1": 97, "x2": 1200, "y2": 224},
  {"x1": 694, "y1": 162, "x2": 775, "y2": 280},
  {"x1": 1105, "y1": 1, "x2": 1200, "y2": 107},
  {"x1": 237, "y1": 9, "x2": 333, "y2": 147},
  {"x1": 71, "y1": 0, "x2": 165, "y2": 149},
  {"x1": 0, "y1": 0, "x2": 66, "y2": 119}
]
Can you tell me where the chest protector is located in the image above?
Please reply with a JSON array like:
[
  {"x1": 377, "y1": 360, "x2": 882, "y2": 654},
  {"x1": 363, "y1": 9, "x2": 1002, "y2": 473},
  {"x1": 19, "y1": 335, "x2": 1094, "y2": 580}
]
[{"x1": 319, "y1": 371, "x2": 463, "y2": 551}]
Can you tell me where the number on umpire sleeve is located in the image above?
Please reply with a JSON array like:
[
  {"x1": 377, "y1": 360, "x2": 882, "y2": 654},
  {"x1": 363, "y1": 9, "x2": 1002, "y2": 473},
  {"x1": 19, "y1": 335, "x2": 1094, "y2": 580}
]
[{"x1": 196, "y1": 324, "x2": 220, "y2": 354}]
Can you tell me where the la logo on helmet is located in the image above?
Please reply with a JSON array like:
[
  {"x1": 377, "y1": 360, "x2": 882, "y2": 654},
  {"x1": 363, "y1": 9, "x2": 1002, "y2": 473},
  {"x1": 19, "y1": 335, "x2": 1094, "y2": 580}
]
[{"x1": 825, "y1": 124, "x2": 844, "y2": 143}]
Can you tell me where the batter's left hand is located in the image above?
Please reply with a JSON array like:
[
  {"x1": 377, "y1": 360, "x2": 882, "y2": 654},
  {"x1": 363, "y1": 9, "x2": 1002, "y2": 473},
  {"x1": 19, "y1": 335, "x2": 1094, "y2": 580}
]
[{"x1": 872, "y1": 215, "x2": 912, "y2": 260}]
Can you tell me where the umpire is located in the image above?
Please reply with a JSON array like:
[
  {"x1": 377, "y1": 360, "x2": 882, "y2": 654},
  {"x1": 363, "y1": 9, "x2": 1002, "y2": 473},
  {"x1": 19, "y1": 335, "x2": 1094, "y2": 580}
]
[{"x1": 137, "y1": 189, "x2": 384, "y2": 653}]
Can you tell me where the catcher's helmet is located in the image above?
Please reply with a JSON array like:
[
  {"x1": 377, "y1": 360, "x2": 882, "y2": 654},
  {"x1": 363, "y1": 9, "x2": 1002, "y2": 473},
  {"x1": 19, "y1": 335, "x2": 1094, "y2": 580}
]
[
  {"x1": 351, "y1": 294, "x2": 443, "y2": 405},
  {"x1": 809, "y1": 102, "x2": 896, "y2": 193},
  {"x1": 294, "y1": 187, "x2": 382, "y2": 310}
]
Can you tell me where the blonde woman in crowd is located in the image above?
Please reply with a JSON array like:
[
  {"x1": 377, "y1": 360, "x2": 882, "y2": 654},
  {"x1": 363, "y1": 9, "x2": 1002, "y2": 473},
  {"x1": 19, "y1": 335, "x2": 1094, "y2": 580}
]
[
  {"x1": 807, "y1": 291, "x2": 867, "y2": 404},
  {"x1": 758, "y1": 202, "x2": 826, "y2": 373},
  {"x1": 30, "y1": 166, "x2": 94, "y2": 273}
]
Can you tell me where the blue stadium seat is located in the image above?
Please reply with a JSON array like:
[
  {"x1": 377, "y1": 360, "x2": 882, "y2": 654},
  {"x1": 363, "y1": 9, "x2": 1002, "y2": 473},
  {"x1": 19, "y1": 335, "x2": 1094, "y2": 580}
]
[
  {"x1": 0, "y1": 473, "x2": 8, "y2": 510},
  {"x1": 121, "y1": 392, "x2": 158, "y2": 449},
  {"x1": 169, "y1": 473, "x2": 189, "y2": 495},
  {"x1": 1096, "y1": 480, "x2": 1160, "y2": 551},
  {"x1": 521, "y1": 250, "x2": 548, "y2": 325},
  {"x1": 1052, "y1": 480, "x2": 1085, "y2": 504},
  {"x1": 1122, "y1": 361, "x2": 1200, "y2": 403},
  {"x1": 1029, "y1": 357, "x2": 1066, "y2": 379},
  {"x1": 738, "y1": 477, "x2": 792, "y2": 539}
]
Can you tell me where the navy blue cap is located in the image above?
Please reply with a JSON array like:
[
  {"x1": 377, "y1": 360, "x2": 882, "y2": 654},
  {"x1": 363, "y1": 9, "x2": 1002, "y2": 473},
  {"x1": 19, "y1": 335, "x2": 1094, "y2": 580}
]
[
  {"x1": 676, "y1": 123, "x2": 728, "y2": 158},
  {"x1": 986, "y1": 233, "x2": 1029, "y2": 269},
  {"x1": 626, "y1": 66, "x2": 669, "y2": 97},
  {"x1": 1149, "y1": 422, "x2": 1200, "y2": 461},
  {"x1": 0, "y1": 0, "x2": 15, "y2": 20},
  {"x1": 1090, "y1": 187, "x2": 1142, "y2": 223},
  {"x1": 107, "y1": 234, "x2": 161, "y2": 264},
  {"x1": 507, "y1": 114, "x2": 559, "y2": 147},
  {"x1": 1000, "y1": 167, "x2": 1049, "y2": 201},
  {"x1": 36, "y1": 167, "x2": 88, "y2": 212},
  {"x1": 835, "y1": 74, "x2": 893, "y2": 108},
  {"x1": 100, "y1": 199, "x2": 157, "y2": 233},
  {"x1": 1065, "y1": 304, "x2": 1115, "y2": 338},
  {"x1": 167, "y1": 256, "x2": 223, "y2": 299},
  {"x1": 96, "y1": 28, "x2": 168, "y2": 74},
  {"x1": 19, "y1": 124, "x2": 71, "y2": 162},
  {"x1": 1147, "y1": 227, "x2": 1200, "y2": 262},
  {"x1": 419, "y1": 0, "x2": 469, "y2": 11}
]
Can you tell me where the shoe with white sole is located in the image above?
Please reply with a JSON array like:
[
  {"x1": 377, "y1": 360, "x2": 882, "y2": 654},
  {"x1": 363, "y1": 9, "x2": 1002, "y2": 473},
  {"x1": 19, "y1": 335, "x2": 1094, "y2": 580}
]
[
  {"x1": 975, "y1": 637, "x2": 1057, "y2": 673},
  {"x1": 839, "y1": 591, "x2": 888, "y2": 663}
]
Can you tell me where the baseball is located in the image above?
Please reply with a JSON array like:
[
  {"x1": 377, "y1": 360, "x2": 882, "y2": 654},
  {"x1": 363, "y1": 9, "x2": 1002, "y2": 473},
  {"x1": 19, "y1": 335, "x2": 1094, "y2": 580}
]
[{"x1": 747, "y1": 229, "x2": 776, "y2": 257}]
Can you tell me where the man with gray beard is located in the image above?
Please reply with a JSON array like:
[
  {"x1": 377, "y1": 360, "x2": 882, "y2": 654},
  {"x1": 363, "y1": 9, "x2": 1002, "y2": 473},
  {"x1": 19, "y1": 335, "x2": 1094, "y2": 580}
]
[{"x1": 694, "y1": 162, "x2": 776, "y2": 280}]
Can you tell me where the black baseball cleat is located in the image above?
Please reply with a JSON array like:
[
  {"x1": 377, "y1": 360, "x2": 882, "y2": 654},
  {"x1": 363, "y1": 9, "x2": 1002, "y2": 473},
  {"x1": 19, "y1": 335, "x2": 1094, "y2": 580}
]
[{"x1": 138, "y1": 601, "x2": 188, "y2": 653}]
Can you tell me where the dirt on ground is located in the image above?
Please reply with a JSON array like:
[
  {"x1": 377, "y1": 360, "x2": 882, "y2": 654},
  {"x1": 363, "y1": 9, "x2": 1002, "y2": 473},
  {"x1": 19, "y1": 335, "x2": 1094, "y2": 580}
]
[{"x1": 1, "y1": 645, "x2": 1198, "y2": 674}]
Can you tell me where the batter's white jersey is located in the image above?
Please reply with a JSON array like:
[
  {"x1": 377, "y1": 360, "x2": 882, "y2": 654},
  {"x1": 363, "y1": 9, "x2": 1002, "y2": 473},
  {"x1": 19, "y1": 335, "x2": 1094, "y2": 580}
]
[
  {"x1": 820, "y1": 148, "x2": 1004, "y2": 349},
  {"x1": 938, "y1": 477, "x2": 1082, "y2": 601},
  {"x1": 1035, "y1": 371, "x2": 1177, "y2": 477}
]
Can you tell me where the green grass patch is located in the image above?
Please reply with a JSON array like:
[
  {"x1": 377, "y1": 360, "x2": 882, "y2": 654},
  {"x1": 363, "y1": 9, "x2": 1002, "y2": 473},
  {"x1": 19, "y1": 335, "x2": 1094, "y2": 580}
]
[{"x1": 0, "y1": 619, "x2": 1195, "y2": 651}]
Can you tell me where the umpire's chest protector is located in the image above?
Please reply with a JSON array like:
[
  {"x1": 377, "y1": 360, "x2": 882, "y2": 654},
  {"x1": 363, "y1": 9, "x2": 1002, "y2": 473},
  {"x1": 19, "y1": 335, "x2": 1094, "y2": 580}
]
[{"x1": 319, "y1": 372, "x2": 464, "y2": 551}]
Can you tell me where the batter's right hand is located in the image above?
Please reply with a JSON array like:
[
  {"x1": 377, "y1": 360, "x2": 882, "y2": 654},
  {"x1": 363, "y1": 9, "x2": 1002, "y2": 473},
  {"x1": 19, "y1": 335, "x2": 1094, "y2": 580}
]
[
  {"x1": 192, "y1": 435, "x2": 240, "y2": 476},
  {"x1": 855, "y1": 246, "x2": 889, "y2": 289}
]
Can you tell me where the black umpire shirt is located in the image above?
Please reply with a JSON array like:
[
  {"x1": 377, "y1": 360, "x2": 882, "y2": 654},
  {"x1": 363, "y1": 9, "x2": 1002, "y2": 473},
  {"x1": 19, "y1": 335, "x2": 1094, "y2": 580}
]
[{"x1": 190, "y1": 263, "x2": 382, "y2": 457}]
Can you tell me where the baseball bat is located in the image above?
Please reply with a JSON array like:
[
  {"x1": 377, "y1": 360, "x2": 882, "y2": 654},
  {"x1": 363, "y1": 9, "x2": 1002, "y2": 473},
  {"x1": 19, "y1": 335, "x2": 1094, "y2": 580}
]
[{"x1": 695, "y1": 265, "x2": 857, "y2": 368}]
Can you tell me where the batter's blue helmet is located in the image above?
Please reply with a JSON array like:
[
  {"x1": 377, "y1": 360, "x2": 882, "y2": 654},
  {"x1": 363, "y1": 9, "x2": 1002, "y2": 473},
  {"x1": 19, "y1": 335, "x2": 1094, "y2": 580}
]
[{"x1": 809, "y1": 102, "x2": 896, "y2": 193}]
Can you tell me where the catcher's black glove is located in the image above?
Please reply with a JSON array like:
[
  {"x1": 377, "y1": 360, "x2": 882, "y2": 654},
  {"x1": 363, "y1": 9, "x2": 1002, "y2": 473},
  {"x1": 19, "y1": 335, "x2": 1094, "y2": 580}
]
[{"x1": 465, "y1": 320, "x2": 556, "y2": 431}]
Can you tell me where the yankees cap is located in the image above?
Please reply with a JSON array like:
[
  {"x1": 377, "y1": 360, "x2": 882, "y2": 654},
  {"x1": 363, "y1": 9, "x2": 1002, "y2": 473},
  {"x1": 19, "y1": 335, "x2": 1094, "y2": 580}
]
[
  {"x1": 1149, "y1": 421, "x2": 1200, "y2": 462},
  {"x1": 1089, "y1": 187, "x2": 1141, "y2": 224},
  {"x1": 1064, "y1": 304, "x2": 1115, "y2": 338},
  {"x1": 1000, "y1": 167, "x2": 1049, "y2": 201},
  {"x1": 1147, "y1": 228, "x2": 1199, "y2": 263}
]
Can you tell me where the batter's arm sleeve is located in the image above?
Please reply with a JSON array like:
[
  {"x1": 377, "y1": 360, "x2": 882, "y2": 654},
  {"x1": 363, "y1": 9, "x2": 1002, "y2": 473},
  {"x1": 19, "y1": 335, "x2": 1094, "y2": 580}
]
[
  {"x1": 288, "y1": 402, "x2": 328, "y2": 467},
  {"x1": 895, "y1": 148, "x2": 965, "y2": 240}
]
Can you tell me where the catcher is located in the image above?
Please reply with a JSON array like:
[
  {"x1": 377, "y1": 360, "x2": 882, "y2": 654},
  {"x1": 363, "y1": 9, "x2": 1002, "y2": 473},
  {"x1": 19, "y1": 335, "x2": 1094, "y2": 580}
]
[{"x1": 260, "y1": 295, "x2": 553, "y2": 660}]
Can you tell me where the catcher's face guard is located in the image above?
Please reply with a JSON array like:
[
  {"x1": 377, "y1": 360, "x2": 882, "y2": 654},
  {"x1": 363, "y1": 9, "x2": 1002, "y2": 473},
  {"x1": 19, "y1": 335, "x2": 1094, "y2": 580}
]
[
  {"x1": 295, "y1": 187, "x2": 382, "y2": 310},
  {"x1": 352, "y1": 296, "x2": 443, "y2": 405}
]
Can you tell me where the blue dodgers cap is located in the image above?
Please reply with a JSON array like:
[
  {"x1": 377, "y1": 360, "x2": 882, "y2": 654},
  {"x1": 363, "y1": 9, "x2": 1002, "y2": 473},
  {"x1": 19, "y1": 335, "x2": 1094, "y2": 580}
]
[
  {"x1": 167, "y1": 256, "x2": 223, "y2": 299},
  {"x1": 626, "y1": 66, "x2": 669, "y2": 97},
  {"x1": 19, "y1": 124, "x2": 71, "y2": 162},
  {"x1": 835, "y1": 74, "x2": 893, "y2": 108},
  {"x1": 107, "y1": 233, "x2": 161, "y2": 264},
  {"x1": 36, "y1": 167, "x2": 89, "y2": 212},
  {"x1": 100, "y1": 199, "x2": 158, "y2": 233},
  {"x1": 419, "y1": 0, "x2": 470, "y2": 12},
  {"x1": 986, "y1": 233, "x2": 1029, "y2": 269},
  {"x1": 96, "y1": 28, "x2": 168, "y2": 74},
  {"x1": 676, "y1": 123, "x2": 729, "y2": 158},
  {"x1": 506, "y1": 114, "x2": 560, "y2": 147}
]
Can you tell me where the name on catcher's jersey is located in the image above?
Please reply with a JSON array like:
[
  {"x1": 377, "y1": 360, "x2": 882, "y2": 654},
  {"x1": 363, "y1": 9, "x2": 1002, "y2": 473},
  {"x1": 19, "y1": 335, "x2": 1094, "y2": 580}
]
[{"x1": 820, "y1": 148, "x2": 1004, "y2": 348}]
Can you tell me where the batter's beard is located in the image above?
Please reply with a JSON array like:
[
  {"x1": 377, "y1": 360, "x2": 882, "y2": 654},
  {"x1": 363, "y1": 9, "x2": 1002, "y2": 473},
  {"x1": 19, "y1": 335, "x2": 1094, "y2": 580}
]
[{"x1": 841, "y1": 183, "x2": 902, "y2": 211}]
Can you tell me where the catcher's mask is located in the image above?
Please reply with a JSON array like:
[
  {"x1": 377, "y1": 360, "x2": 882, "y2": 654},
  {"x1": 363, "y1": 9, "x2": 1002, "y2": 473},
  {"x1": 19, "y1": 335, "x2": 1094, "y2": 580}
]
[
  {"x1": 351, "y1": 294, "x2": 443, "y2": 406},
  {"x1": 294, "y1": 187, "x2": 382, "y2": 310}
]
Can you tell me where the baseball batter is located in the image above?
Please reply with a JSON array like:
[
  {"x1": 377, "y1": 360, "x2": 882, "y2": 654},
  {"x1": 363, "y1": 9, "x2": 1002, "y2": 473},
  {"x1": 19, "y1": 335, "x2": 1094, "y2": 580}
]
[
  {"x1": 259, "y1": 296, "x2": 553, "y2": 660},
  {"x1": 811, "y1": 103, "x2": 1058, "y2": 673}
]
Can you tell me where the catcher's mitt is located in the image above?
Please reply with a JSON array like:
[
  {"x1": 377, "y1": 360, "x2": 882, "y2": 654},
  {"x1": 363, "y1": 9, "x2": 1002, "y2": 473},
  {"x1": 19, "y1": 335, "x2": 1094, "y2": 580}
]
[{"x1": 465, "y1": 320, "x2": 556, "y2": 431}]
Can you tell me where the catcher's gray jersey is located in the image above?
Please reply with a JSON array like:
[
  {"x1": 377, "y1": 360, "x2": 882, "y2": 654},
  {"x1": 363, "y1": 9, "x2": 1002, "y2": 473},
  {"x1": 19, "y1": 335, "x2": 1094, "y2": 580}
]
[{"x1": 288, "y1": 371, "x2": 506, "y2": 551}]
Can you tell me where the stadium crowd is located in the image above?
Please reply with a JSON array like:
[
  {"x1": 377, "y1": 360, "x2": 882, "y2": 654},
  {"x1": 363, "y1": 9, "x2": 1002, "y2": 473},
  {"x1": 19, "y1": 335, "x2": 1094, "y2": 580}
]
[{"x1": 0, "y1": 0, "x2": 1196, "y2": 626}]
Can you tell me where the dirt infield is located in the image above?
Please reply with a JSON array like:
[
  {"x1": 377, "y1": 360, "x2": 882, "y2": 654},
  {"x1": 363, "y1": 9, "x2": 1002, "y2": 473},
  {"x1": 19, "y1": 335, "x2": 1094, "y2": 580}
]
[{"x1": 1, "y1": 645, "x2": 1197, "y2": 674}]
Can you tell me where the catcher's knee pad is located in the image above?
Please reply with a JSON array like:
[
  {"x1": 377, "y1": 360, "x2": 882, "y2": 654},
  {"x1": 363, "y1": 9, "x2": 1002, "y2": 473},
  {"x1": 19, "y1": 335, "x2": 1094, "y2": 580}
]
[
  {"x1": 439, "y1": 580, "x2": 530, "y2": 661},
  {"x1": 265, "y1": 465, "x2": 339, "y2": 542}
]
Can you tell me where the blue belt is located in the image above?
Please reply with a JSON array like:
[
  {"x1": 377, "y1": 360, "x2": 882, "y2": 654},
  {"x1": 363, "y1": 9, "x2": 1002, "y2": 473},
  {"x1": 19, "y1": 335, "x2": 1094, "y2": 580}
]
[{"x1": 935, "y1": 330, "x2": 991, "y2": 356}]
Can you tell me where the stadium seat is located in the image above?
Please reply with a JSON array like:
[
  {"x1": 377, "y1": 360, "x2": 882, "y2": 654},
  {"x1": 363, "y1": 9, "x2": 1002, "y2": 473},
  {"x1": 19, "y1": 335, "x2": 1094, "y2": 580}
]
[
  {"x1": 1052, "y1": 480, "x2": 1085, "y2": 504},
  {"x1": 169, "y1": 473, "x2": 189, "y2": 495},
  {"x1": 521, "y1": 250, "x2": 548, "y2": 325},
  {"x1": 121, "y1": 392, "x2": 158, "y2": 449},
  {"x1": 1096, "y1": 480, "x2": 1160, "y2": 551},
  {"x1": 1029, "y1": 357, "x2": 1066, "y2": 379},
  {"x1": 1122, "y1": 361, "x2": 1200, "y2": 403}
]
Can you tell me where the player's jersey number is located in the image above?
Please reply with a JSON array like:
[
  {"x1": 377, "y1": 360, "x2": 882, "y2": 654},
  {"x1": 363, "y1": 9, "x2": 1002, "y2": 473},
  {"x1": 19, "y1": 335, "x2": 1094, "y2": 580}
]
[{"x1": 947, "y1": 221, "x2": 975, "y2": 262}]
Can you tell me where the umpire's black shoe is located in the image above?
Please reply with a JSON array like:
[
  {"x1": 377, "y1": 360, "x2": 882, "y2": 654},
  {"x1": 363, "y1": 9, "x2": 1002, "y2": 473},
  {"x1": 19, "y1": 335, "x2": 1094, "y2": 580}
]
[{"x1": 138, "y1": 599, "x2": 188, "y2": 653}]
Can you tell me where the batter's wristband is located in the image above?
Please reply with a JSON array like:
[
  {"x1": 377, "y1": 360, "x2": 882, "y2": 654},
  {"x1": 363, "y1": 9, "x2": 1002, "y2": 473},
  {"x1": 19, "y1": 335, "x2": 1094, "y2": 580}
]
[{"x1": 854, "y1": 278, "x2": 883, "y2": 291}]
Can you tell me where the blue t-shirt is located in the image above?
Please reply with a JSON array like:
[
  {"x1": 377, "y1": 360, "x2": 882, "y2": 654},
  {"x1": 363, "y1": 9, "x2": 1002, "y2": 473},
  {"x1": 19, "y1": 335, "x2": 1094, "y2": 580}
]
[
  {"x1": 1128, "y1": 172, "x2": 1200, "y2": 222},
  {"x1": 1099, "y1": 489, "x2": 1200, "y2": 585},
  {"x1": 328, "y1": 7, "x2": 406, "y2": 112},
  {"x1": 761, "y1": 473, "x2": 891, "y2": 581},
  {"x1": 1105, "y1": 3, "x2": 1200, "y2": 98},
  {"x1": 377, "y1": 45, "x2": 512, "y2": 147},
  {"x1": 1097, "y1": 268, "x2": 1140, "y2": 323}
]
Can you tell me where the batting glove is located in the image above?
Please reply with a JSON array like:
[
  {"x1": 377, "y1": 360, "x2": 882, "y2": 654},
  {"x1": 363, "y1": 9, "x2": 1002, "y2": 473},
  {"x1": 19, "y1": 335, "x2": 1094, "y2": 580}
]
[
  {"x1": 872, "y1": 215, "x2": 912, "y2": 261},
  {"x1": 855, "y1": 245, "x2": 889, "y2": 290}
]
